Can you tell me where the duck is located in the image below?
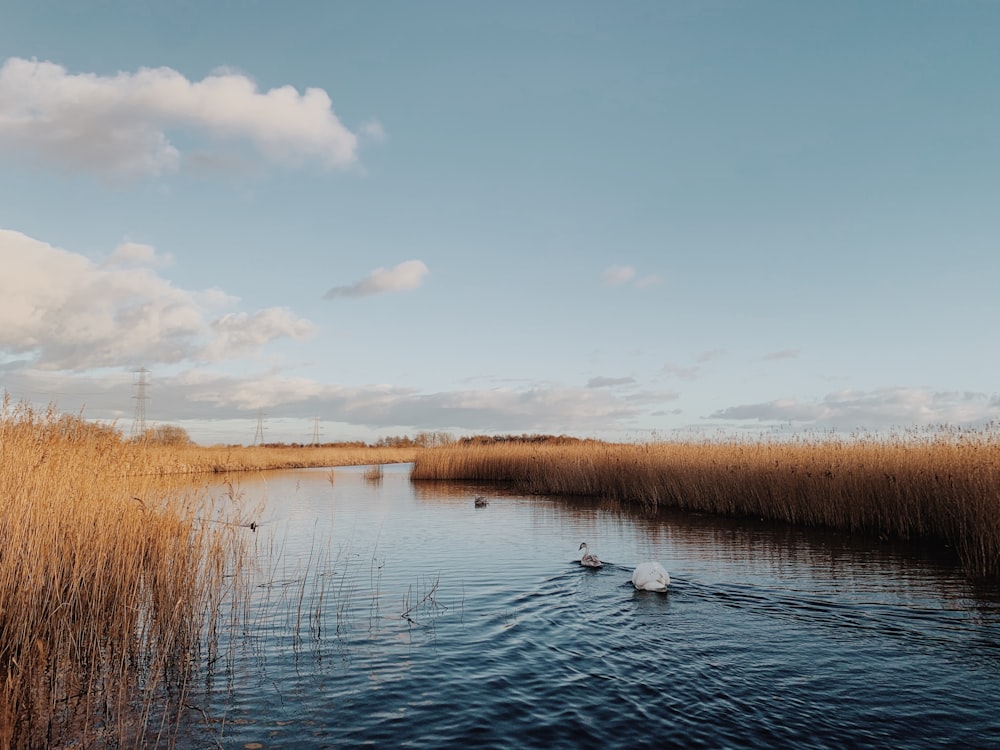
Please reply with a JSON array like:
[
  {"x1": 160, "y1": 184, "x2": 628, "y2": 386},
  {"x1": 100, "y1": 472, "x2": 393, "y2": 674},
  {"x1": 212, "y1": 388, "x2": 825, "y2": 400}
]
[
  {"x1": 578, "y1": 542, "x2": 603, "y2": 568},
  {"x1": 474, "y1": 496, "x2": 489, "y2": 507},
  {"x1": 631, "y1": 561, "x2": 670, "y2": 592}
]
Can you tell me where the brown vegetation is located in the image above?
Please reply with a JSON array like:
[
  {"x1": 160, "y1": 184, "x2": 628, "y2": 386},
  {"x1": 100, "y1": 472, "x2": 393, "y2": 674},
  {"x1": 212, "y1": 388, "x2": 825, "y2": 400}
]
[
  {"x1": 411, "y1": 430, "x2": 1000, "y2": 577},
  {"x1": 6, "y1": 385, "x2": 998, "y2": 747},
  {"x1": 0, "y1": 397, "x2": 250, "y2": 748},
  {"x1": 137, "y1": 442, "x2": 420, "y2": 475}
]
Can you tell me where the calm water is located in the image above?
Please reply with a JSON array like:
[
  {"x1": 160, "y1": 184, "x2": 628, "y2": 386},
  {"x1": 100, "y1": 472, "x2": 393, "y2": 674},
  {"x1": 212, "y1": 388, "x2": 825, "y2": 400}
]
[{"x1": 189, "y1": 465, "x2": 1000, "y2": 749}]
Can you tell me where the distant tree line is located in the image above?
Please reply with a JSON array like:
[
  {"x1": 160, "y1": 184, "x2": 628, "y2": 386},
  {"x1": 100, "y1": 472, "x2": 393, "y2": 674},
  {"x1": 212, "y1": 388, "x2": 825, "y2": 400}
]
[
  {"x1": 373, "y1": 431, "x2": 456, "y2": 448},
  {"x1": 128, "y1": 427, "x2": 593, "y2": 449},
  {"x1": 262, "y1": 433, "x2": 594, "y2": 448},
  {"x1": 456, "y1": 433, "x2": 596, "y2": 446},
  {"x1": 130, "y1": 424, "x2": 194, "y2": 445},
  {"x1": 259, "y1": 441, "x2": 368, "y2": 448}
]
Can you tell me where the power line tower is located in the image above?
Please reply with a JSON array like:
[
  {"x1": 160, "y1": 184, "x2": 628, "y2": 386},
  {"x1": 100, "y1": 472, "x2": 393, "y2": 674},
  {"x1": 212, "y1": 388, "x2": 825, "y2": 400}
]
[
  {"x1": 130, "y1": 367, "x2": 150, "y2": 439},
  {"x1": 312, "y1": 416, "x2": 322, "y2": 445},
  {"x1": 253, "y1": 408, "x2": 266, "y2": 445}
]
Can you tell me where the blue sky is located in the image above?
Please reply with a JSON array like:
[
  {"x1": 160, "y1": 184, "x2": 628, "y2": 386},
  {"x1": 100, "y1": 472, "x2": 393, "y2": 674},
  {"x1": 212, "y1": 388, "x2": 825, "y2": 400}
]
[{"x1": 1, "y1": 1, "x2": 998, "y2": 445}]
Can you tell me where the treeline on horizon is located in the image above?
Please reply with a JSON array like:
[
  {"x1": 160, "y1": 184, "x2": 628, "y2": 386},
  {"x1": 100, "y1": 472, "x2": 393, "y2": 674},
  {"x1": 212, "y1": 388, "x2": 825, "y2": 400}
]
[
  {"x1": 257, "y1": 432, "x2": 594, "y2": 449},
  {"x1": 137, "y1": 418, "x2": 1000, "y2": 451},
  {"x1": 134, "y1": 423, "x2": 594, "y2": 449}
]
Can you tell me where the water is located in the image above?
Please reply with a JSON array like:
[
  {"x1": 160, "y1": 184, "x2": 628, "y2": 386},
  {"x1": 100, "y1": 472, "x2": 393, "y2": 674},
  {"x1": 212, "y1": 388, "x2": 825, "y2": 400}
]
[{"x1": 190, "y1": 465, "x2": 1000, "y2": 749}]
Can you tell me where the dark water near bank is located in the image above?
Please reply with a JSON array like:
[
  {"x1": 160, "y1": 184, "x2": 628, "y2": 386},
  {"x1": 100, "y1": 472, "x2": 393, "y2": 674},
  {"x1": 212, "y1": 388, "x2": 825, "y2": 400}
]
[{"x1": 192, "y1": 465, "x2": 1000, "y2": 749}]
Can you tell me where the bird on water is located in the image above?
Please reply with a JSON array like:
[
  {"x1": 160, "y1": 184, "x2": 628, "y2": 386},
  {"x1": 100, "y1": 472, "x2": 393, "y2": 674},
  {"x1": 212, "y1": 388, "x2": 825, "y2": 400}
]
[
  {"x1": 631, "y1": 561, "x2": 670, "y2": 592},
  {"x1": 474, "y1": 496, "x2": 489, "y2": 507},
  {"x1": 578, "y1": 542, "x2": 603, "y2": 568}
]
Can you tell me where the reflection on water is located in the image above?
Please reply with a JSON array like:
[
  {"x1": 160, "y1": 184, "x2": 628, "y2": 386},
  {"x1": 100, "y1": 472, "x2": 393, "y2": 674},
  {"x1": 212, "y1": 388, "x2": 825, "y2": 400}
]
[{"x1": 190, "y1": 465, "x2": 1000, "y2": 749}]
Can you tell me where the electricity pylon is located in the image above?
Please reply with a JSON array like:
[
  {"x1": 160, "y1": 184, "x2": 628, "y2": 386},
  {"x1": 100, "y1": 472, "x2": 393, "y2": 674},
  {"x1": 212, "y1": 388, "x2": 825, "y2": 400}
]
[
  {"x1": 253, "y1": 409, "x2": 266, "y2": 445},
  {"x1": 130, "y1": 367, "x2": 150, "y2": 439}
]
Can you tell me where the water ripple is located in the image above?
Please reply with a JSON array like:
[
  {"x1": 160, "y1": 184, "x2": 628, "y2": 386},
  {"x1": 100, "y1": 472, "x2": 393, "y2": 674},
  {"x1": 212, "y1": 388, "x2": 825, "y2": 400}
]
[{"x1": 191, "y1": 470, "x2": 1000, "y2": 749}]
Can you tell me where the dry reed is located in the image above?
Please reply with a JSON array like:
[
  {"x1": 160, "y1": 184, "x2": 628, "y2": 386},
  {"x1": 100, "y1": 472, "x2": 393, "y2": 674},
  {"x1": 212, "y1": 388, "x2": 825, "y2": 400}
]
[
  {"x1": 411, "y1": 431, "x2": 1000, "y2": 577},
  {"x1": 135, "y1": 443, "x2": 419, "y2": 476},
  {"x1": 0, "y1": 396, "x2": 249, "y2": 748}
]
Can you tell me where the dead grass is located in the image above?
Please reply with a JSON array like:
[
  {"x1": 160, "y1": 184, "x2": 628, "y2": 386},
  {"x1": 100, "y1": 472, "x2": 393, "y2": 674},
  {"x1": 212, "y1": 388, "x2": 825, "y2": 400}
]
[
  {"x1": 411, "y1": 430, "x2": 1000, "y2": 577},
  {"x1": 136, "y1": 443, "x2": 419, "y2": 475},
  {"x1": 0, "y1": 396, "x2": 250, "y2": 748}
]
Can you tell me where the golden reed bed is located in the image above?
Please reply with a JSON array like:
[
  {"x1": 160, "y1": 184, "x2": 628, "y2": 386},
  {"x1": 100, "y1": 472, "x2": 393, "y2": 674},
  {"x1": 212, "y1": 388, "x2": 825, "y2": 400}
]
[
  {"x1": 0, "y1": 396, "x2": 415, "y2": 748},
  {"x1": 4, "y1": 393, "x2": 998, "y2": 746},
  {"x1": 141, "y1": 442, "x2": 419, "y2": 475},
  {"x1": 0, "y1": 400, "x2": 252, "y2": 749},
  {"x1": 411, "y1": 434, "x2": 1000, "y2": 577}
]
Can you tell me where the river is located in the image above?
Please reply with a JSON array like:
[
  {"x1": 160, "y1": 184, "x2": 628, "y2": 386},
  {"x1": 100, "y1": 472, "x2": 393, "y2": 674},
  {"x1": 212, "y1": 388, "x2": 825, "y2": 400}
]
[{"x1": 188, "y1": 464, "x2": 1000, "y2": 749}]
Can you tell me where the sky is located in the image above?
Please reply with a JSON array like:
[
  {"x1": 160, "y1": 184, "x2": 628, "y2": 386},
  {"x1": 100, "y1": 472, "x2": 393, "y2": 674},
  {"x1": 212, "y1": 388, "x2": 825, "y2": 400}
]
[{"x1": 1, "y1": 1, "x2": 998, "y2": 445}]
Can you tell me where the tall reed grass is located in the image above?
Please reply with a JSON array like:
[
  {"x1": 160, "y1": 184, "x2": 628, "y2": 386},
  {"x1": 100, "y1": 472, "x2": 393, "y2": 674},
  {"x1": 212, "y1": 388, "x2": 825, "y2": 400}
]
[
  {"x1": 0, "y1": 396, "x2": 249, "y2": 748},
  {"x1": 411, "y1": 431, "x2": 1000, "y2": 577},
  {"x1": 136, "y1": 443, "x2": 419, "y2": 475}
]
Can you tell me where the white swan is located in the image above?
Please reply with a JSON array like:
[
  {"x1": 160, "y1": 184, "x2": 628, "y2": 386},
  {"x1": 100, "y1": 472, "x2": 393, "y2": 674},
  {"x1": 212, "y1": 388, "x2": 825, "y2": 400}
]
[
  {"x1": 632, "y1": 561, "x2": 670, "y2": 592},
  {"x1": 474, "y1": 496, "x2": 489, "y2": 507},
  {"x1": 578, "y1": 542, "x2": 603, "y2": 568}
]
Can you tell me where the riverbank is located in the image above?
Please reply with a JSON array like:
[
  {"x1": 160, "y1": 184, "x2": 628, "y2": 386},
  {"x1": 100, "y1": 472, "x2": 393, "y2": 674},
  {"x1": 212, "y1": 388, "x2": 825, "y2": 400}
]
[
  {"x1": 144, "y1": 431, "x2": 1000, "y2": 578},
  {"x1": 137, "y1": 442, "x2": 420, "y2": 475},
  {"x1": 0, "y1": 401, "x2": 250, "y2": 748},
  {"x1": 410, "y1": 433, "x2": 1000, "y2": 577},
  {"x1": 9, "y1": 392, "x2": 997, "y2": 747}
]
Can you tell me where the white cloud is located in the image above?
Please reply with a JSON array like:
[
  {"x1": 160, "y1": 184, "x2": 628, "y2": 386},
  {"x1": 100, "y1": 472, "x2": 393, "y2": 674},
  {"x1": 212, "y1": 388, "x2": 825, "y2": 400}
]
[
  {"x1": 336, "y1": 384, "x2": 641, "y2": 432},
  {"x1": 0, "y1": 337, "x2": 701, "y2": 444},
  {"x1": 359, "y1": 119, "x2": 387, "y2": 142},
  {"x1": 323, "y1": 259, "x2": 429, "y2": 299},
  {"x1": 602, "y1": 265, "x2": 635, "y2": 286},
  {"x1": 709, "y1": 387, "x2": 1000, "y2": 431},
  {"x1": 0, "y1": 228, "x2": 313, "y2": 369},
  {"x1": 175, "y1": 370, "x2": 341, "y2": 412},
  {"x1": 201, "y1": 309, "x2": 315, "y2": 360},
  {"x1": 105, "y1": 241, "x2": 173, "y2": 268},
  {"x1": 0, "y1": 57, "x2": 362, "y2": 176},
  {"x1": 602, "y1": 264, "x2": 662, "y2": 288},
  {"x1": 2, "y1": 363, "x2": 645, "y2": 436}
]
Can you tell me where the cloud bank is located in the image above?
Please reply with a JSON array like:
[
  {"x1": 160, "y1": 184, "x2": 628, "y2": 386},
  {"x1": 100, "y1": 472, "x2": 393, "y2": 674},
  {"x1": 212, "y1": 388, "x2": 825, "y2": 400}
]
[
  {"x1": 0, "y1": 229, "x2": 314, "y2": 369},
  {"x1": 709, "y1": 388, "x2": 1000, "y2": 431},
  {"x1": 0, "y1": 57, "x2": 366, "y2": 176},
  {"x1": 2, "y1": 365, "x2": 647, "y2": 435},
  {"x1": 324, "y1": 260, "x2": 429, "y2": 299}
]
